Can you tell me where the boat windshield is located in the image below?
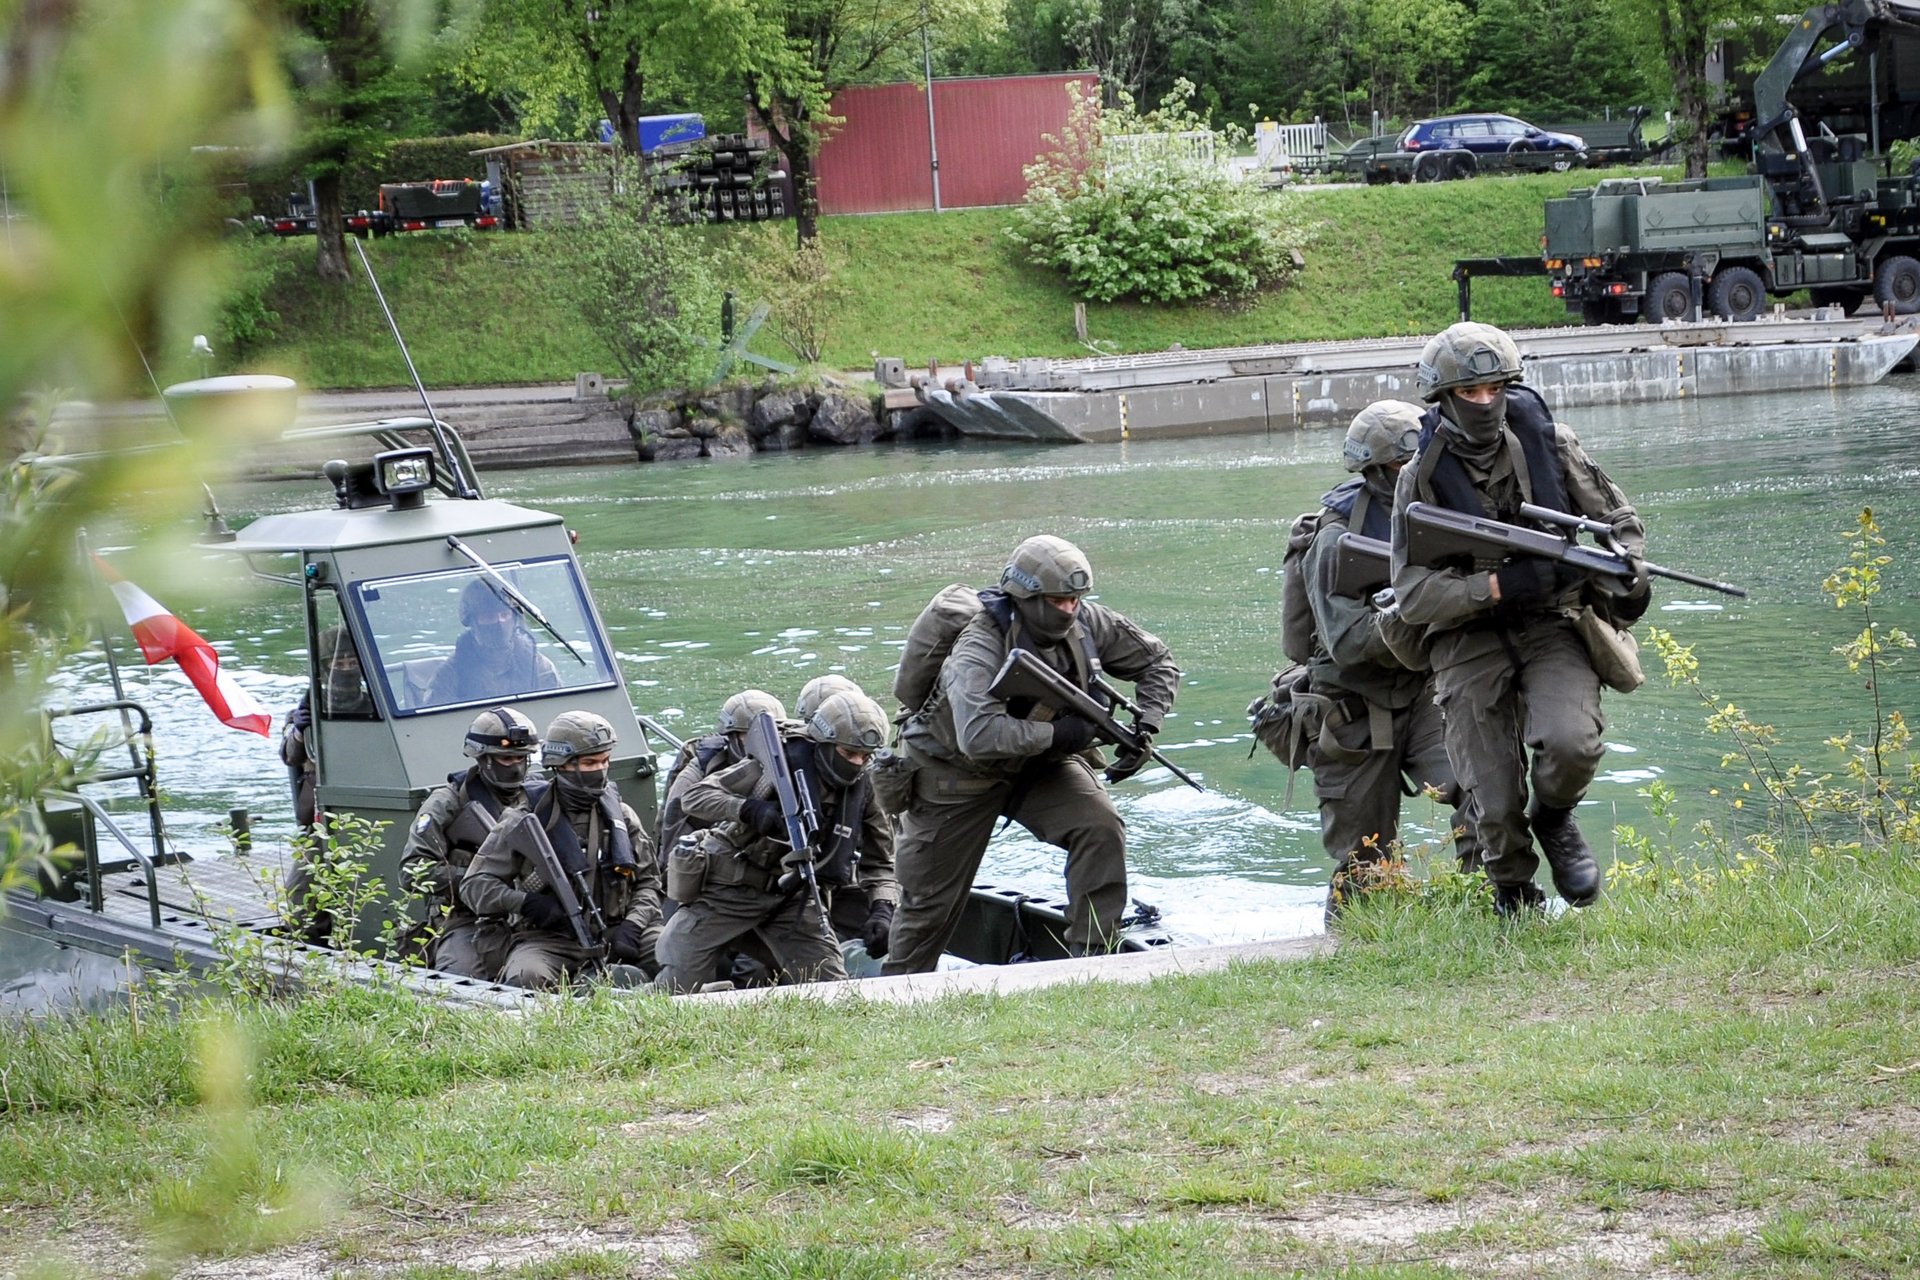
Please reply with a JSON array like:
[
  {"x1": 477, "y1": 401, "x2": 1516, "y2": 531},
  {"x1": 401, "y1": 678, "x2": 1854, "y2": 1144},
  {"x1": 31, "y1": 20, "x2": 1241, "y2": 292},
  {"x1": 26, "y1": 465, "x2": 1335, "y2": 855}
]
[{"x1": 347, "y1": 556, "x2": 617, "y2": 715}]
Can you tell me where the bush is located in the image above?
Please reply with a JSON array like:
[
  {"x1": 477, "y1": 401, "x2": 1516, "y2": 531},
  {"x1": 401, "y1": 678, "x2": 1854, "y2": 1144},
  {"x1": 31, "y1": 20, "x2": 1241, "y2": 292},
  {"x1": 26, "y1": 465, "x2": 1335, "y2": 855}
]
[
  {"x1": 550, "y1": 166, "x2": 723, "y2": 395},
  {"x1": 1007, "y1": 81, "x2": 1315, "y2": 305}
]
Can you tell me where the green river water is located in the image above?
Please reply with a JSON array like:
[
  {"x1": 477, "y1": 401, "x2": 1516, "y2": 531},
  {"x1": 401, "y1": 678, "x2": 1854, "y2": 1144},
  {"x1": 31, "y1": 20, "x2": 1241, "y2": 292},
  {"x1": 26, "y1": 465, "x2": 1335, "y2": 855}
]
[{"x1": 9, "y1": 379, "x2": 1920, "y2": 1002}]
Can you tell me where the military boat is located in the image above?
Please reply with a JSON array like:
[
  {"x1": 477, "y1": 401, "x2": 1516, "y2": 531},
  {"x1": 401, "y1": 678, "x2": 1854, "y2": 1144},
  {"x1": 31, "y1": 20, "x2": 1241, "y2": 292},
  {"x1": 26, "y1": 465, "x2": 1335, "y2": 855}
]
[{"x1": 6, "y1": 378, "x2": 1187, "y2": 1005}]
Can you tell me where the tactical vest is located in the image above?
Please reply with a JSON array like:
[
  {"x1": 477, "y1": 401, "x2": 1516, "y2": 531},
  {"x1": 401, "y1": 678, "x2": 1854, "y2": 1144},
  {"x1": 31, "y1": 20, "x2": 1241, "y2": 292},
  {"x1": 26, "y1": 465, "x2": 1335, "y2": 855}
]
[
  {"x1": 443, "y1": 768, "x2": 510, "y2": 859},
  {"x1": 1320, "y1": 475, "x2": 1390, "y2": 542},
  {"x1": 1414, "y1": 385, "x2": 1570, "y2": 521},
  {"x1": 781, "y1": 736, "x2": 868, "y2": 888},
  {"x1": 521, "y1": 781, "x2": 638, "y2": 884}
]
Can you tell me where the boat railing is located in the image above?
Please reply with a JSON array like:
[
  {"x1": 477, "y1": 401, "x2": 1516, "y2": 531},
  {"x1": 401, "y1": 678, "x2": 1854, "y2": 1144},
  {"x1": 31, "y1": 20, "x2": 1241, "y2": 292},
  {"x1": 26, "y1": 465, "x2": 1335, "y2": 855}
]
[
  {"x1": 43, "y1": 699, "x2": 179, "y2": 880},
  {"x1": 281, "y1": 416, "x2": 484, "y2": 501},
  {"x1": 46, "y1": 789, "x2": 164, "y2": 929}
]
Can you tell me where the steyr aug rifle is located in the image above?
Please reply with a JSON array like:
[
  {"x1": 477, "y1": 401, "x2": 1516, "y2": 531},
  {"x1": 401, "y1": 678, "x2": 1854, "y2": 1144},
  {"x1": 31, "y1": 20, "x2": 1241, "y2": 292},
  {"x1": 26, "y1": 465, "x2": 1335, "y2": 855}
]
[
  {"x1": 742, "y1": 711, "x2": 841, "y2": 950},
  {"x1": 987, "y1": 648, "x2": 1205, "y2": 792}
]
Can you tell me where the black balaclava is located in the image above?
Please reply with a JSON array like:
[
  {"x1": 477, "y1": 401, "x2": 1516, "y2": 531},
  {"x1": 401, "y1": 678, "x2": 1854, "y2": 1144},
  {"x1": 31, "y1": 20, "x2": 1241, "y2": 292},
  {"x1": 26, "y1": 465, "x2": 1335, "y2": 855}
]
[
  {"x1": 1014, "y1": 594, "x2": 1076, "y2": 643},
  {"x1": 813, "y1": 740, "x2": 865, "y2": 790},
  {"x1": 555, "y1": 766, "x2": 608, "y2": 812},
  {"x1": 1440, "y1": 388, "x2": 1508, "y2": 467},
  {"x1": 477, "y1": 754, "x2": 529, "y2": 796}
]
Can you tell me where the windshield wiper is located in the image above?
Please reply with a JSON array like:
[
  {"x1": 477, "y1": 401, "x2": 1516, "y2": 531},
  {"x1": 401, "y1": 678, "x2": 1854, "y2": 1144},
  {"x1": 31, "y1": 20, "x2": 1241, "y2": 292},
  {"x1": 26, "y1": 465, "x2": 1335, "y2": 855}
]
[{"x1": 445, "y1": 535, "x2": 588, "y2": 666}]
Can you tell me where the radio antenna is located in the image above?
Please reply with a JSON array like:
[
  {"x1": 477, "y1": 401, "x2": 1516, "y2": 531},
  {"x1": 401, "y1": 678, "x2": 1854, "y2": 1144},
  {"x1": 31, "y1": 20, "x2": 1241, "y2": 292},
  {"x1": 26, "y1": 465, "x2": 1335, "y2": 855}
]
[{"x1": 352, "y1": 237, "x2": 479, "y2": 499}]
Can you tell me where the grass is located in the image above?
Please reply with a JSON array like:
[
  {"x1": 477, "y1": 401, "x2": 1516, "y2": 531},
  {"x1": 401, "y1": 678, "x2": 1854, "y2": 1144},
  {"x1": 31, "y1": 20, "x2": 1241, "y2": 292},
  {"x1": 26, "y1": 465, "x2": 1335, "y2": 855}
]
[
  {"x1": 229, "y1": 166, "x2": 1673, "y2": 391},
  {"x1": 4, "y1": 841, "x2": 1918, "y2": 1277}
]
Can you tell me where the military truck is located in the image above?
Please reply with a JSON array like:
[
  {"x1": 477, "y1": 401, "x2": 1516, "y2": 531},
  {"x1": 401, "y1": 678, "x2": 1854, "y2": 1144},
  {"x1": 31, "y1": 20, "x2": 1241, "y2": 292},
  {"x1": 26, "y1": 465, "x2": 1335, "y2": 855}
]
[{"x1": 1544, "y1": 0, "x2": 1920, "y2": 324}]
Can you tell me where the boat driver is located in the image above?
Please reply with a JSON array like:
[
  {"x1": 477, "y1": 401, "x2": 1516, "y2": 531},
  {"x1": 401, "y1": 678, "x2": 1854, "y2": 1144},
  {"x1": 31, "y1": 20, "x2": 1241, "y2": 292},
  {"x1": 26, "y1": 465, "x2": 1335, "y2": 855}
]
[{"x1": 424, "y1": 577, "x2": 560, "y2": 707}]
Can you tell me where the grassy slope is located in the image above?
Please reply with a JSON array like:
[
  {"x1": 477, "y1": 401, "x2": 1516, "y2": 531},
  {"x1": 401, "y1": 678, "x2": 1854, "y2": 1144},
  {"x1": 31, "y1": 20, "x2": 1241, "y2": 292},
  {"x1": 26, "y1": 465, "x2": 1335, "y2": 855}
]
[
  {"x1": 240, "y1": 169, "x2": 1642, "y2": 390},
  {"x1": 3, "y1": 847, "x2": 1917, "y2": 1278}
]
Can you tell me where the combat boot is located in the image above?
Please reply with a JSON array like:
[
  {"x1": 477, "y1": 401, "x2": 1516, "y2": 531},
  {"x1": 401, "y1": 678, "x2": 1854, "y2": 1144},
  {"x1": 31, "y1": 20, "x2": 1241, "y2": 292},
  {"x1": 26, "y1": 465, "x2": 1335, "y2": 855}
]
[
  {"x1": 1492, "y1": 879, "x2": 1546, "y2": 917},
  {"x1": 1529, "y1": 801, "x2": 1600, "y2": 906}
]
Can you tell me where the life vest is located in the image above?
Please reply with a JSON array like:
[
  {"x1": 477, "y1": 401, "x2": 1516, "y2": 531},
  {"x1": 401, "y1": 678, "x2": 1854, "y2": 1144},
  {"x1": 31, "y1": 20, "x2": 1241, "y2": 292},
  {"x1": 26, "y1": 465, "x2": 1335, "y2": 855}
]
[{"x1": 1414, "y1": 384, "x2": 1570, "y2": 521}]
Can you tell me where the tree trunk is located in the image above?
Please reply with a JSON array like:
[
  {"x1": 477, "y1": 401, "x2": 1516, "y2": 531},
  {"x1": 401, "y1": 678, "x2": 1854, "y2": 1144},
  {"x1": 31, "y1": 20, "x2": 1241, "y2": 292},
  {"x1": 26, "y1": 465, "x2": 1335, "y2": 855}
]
[
  {"x1": 750, "y1": 93, "x2": 819, "y2": 245},
  {"x1": 312, "y1": 170, "x2": 350, "y2": 283},
  {"x1": 1655, "y1": 3, "x2": 1715, "y2": 180},
  {"x1": 594, "y1": 52, "x2": 647, "y2": 155}
]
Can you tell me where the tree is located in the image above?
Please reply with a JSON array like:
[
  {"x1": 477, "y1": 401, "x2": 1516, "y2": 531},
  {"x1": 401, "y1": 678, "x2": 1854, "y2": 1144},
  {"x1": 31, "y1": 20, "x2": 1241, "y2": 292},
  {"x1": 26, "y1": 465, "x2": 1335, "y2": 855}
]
[
  {"x1": 454, "y1": 0, "x2": 758, "y2": 147},
  {"x1": 1459, "y1": 0, "x2": 1653, "y2": 121},
  {"x1": 1614, "y1": 0, "x2": 1771, "y2": 177},
  {"x1": 743, "y1": 0, "x2": 1006, "y2": 244},
  {"x1": 1061, "y1": 0, "x2": 1193, "y2": 104},
  {"x1": 280, "y1": 1, "x2": 417, "y2": 281},
  {"x1": 1342, "y1": 0, "x2": 1468, "y2": 123}
]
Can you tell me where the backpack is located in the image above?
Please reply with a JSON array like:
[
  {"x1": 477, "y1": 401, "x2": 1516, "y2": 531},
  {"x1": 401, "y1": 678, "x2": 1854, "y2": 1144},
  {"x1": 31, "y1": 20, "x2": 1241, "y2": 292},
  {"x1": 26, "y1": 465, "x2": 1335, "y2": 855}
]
[
  {"x1": 1279, "y1": 509, "x2": 1323, "y2": 666},
  {"x1": 1246, "y1": 664, "x2": 1316, "y2": 804},
  {"x1": 893, "y1": 583, "x2": 985, "y2": 715}
]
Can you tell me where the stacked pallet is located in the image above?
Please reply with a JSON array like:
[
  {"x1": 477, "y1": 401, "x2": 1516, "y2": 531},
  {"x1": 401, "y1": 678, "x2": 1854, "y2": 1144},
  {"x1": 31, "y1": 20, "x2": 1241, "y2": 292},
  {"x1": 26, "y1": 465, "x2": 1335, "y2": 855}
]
[{"x1": 651, "y1": 134, "x2": 789, "y2": 224}]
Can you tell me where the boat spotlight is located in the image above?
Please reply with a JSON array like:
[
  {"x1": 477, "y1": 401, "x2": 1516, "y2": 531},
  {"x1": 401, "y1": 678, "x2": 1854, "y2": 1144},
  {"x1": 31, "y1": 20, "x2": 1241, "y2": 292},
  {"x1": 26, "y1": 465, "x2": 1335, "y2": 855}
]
[{"x1": 373, "y1": 447, "x2": 436, "y2": 510}]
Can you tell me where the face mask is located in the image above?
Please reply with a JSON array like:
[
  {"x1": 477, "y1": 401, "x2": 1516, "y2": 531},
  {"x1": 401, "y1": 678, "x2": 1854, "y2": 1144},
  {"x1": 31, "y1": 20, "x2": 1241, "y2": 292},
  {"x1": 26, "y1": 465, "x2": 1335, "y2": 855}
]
[
  {"x1": 324, "y1": 664, "x2": 369, "y2": 716},
  {"x1": 1443, "y1": 390, "x2": 1508, "y2": 445},
  {"x1": 815, "y1": 743, "x2": 866, "y2": 789},
  {"x1": 1015, "y1": 594, "x2": 1076, "y2": 643},
  {"x1": 478, "y1": 755, "x2": 529, "y2": 793},
  {"x1": 556, "y1": 767, "x2": 608, "y2": 810},
  {"x1": 473, "y1": 616, "x2": 514, "y2": 651}
]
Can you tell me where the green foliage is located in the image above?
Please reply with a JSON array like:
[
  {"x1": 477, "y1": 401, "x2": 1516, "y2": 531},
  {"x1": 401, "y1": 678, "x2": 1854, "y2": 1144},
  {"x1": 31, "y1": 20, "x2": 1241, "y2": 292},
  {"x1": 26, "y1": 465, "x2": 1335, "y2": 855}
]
[
  {"x1": 1007, "y1": 80, "x2": 1315, "y2": 304},
  {"x1": 1457, "y1": 0, "x2": 1654, "y2": 120},
  {"x1": 550, "y1": 172, "x2": 725, "y2": 394},
  {"x1": 737, "y1": 230, "x2": 851, "y2": 365}
]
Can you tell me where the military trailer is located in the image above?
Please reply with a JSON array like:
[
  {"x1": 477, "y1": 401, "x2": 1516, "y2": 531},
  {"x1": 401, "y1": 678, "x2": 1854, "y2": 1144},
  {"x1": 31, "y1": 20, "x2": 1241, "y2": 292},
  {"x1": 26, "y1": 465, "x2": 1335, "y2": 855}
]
[{"x1": 1543, "y1": 0, "x2": 1920, "y2": 324}]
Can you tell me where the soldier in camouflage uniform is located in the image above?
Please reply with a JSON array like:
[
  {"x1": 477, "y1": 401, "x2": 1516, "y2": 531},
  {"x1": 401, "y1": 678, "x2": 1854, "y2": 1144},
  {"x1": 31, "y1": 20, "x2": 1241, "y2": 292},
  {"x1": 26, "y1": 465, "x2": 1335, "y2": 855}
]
[
  {"x1": 654, "y1": 690, "x2": 897, "y2": 992},
  {"x1": 399, "y1": 707, "x2": 537, "y2": 978},
  {"x1": 655, "y1": 689, "x2": 788, "y2": 875},
  {"x1": 884, "y1": 535, "x2": 1180, "y2": 972},
  {"x1": 1390, "y1": 322, "x2": 1650, "y2": 914},
  {"x1": 462, "y1": 711, "x2": 664, "y2": 988},
  {"x1": 1304, "y1": 402, "x2": 1480, "y2": 920}
]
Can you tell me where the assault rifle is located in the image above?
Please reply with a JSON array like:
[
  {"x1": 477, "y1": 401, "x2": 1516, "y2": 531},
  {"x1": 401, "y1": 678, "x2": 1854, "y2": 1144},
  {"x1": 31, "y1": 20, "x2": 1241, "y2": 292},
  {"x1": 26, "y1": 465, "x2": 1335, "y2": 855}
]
[
  {"x1": 637, "y1": 713, "x2": 686, "y2": 753},
  {"x1": 1333, "y1": 532, "x2": 1393, "y2": 599},
  {"x1": 1403, "y1": 502, "x2": 1748, "y2": 599},
  {"x1": 519, "y1": 813, "x2": 607, "y2": 956},
  {"x1": 987, "y1": 648, "x2": 1206, "y2": 793},
  {"x1": 742, "y1": 711, "x2": 838, "y2": 947}
]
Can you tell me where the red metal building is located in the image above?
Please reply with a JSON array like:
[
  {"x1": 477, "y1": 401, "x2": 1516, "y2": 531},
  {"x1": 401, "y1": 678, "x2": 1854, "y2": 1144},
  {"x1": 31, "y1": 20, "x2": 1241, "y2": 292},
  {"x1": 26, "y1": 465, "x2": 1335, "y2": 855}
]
[{"x1": 805, "y1": 72, "x2": 1094, "y2": 216}]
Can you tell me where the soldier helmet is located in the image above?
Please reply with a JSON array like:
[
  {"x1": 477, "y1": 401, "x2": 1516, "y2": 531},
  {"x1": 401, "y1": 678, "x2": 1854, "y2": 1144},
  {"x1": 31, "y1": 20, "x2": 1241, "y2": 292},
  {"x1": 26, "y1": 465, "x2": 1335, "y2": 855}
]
[
  {"x1": 459, "y1": 576, "x2": 514, "y2": 627},
  {"x1": 1415, "y1": 322, "x2": 1524, "y2": 402},
  {"x1": 463, "y1": 706, "x2": 539, "y2": 760},
  {"x1": 716, "y1": 688, "x2": 787, "y2": 736},
  {"x1": 1342, "y1": 400, "x2": 1425, "y2": 473},
  {"x1": 1000, "y1": 535, "x2": 1094, "y2": 599},
  {"x1": 804, "y1": 691, "x2": 889, "y2": 753},
  {"x1": 541, "y1": 710, "x2": 617, "y2": 767},
  {"x1": 314, "y1": 624, "x2": 356, "y2": 665},
  {"x1": 795, "y1": 674, "x2": 862, "y2": 722}
]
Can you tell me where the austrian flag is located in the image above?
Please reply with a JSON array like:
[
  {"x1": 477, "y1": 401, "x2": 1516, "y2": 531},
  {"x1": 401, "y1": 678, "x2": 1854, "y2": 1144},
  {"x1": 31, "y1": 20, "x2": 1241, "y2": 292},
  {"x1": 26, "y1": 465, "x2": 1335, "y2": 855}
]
[{"x1": 94, "y1": 558, "x2": 272, "y2": 737}]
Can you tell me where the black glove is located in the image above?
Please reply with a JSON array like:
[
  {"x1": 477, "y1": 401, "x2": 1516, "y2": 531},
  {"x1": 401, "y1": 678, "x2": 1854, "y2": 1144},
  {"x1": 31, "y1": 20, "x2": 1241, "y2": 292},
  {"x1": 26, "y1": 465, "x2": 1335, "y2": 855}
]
[
  {"x1": 862, "y1": 900, "x2": 896, "y2": 959},
  {"x1": 288, "y1": 703, "x2": 312, "y2": 732},
  {"x1": 519, "y1": 891, "x2": 569, "y2": 932},
  {"x1": 1495, "y1": 558, "x2": 1577, "y2": 612},
  {"x1": 741, "y1": 798, "x2": 787, "y2": 838},
  {"x1": 1049, "y1": 714, "x2": 1098, "y2": 755},
  {"x1": 1615, "y1": 559, "x2": 1653, "y2": 623},
  {"x1": 605, "y1": 919, "x2": 648, "y2": 964},
  {"x1": 1104, "y1": 723, "x2": 1157, "y2": 783}
]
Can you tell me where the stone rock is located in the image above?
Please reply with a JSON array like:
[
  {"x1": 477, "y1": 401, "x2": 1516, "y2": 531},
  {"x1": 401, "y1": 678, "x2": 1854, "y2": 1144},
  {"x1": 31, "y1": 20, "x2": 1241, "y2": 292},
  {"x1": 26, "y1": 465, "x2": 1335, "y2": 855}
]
[
  {"x1": 643, "y1": 430, "x2": 704, "y2": 463},
  {"x1": 808, "y1": 390, "x2": 879, "y2": 445},
  {"x1": 748, "y1": 390, "x2": 802, "y2": 437},
  {"x1": 687, "y1": 416, "x2": 723, "y2": 440},
  {"x1": 629, "y1": 407, "x2": 680, "y2": 441},
  {"x1": 706, "y1": 426, "x2": 754, "y2": 459},
  {"x1": 759, "y1": 421, "x2": 809, "y2": 452}
]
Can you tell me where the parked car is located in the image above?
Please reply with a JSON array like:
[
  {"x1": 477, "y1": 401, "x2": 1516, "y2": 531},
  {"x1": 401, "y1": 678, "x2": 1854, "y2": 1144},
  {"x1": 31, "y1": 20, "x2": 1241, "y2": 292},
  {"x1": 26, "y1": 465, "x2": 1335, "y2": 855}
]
[{"x1": 1399, "y1": 113, "x2": 1586, "y2": 168}]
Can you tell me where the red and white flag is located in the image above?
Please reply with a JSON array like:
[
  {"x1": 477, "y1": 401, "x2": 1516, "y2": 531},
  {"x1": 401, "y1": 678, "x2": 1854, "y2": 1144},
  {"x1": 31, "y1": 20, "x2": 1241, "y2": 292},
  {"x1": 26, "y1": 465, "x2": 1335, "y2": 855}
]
[{"x1": 94, "y1": 557, "x2": 272, "y2": 737}]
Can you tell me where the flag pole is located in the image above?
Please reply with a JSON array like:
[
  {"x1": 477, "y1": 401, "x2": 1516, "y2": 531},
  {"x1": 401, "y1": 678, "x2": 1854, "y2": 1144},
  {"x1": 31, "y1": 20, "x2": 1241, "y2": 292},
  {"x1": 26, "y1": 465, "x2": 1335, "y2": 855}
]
[{"x1": 76, "y1": 529, "x2": 141, "y2": 769}]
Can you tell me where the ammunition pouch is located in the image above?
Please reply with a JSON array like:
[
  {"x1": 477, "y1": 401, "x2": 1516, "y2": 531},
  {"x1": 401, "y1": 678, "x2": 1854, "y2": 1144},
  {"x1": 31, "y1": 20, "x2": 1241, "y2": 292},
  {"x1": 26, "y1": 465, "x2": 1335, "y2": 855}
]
[
  {"x1": 869, "y1": 749, "x2": 918, "y2": 815},
  {"x1": 665, "y1": 834, "x2": 709, "y2": 905},
  {"x1": 1573, "y1": 603, "x2": 1646, "y2": 693}
]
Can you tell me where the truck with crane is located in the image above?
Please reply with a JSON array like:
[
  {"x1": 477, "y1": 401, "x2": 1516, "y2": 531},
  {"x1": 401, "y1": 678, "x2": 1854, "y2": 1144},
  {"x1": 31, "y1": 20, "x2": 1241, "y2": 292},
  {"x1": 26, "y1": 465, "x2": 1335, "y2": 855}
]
[{"x1": 1539, "y1": 0, "x2": 1920, "y2": 324}]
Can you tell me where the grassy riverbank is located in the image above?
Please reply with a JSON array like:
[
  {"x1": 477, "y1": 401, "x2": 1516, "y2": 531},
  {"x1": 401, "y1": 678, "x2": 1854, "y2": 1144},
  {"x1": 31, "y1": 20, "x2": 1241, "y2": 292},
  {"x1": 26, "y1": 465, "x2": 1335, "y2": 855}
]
[
  {"x1": 230, "y1": 167, "x2": 1662, "y2": 391},
  {"x1": 5, "y1": 844, "x2": 1917, "y2": 1278}
]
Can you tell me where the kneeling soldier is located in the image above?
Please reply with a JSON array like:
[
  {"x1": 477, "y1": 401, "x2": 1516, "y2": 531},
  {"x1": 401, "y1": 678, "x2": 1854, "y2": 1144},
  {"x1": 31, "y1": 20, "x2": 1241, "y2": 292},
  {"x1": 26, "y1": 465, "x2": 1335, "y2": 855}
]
[
  {"x1": 656, "y1": 689, "x2": 788, "y2": 872},
  {"x1": 463, "y1": 711, "x2": 665, "y2": 989},
  {"x1": 401, "y1": 706, "x2": 538, "y2": 976},
  {"x1": 654, "y1": 689, "x2": 897, "y2": 992}
]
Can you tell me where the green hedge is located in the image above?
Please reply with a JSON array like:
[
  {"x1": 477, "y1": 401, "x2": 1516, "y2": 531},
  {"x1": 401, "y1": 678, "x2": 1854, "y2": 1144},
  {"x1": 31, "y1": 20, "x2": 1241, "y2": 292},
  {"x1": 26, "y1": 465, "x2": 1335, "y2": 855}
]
[{"x1": 232, "y1": 134, "x2": 524, "y2": 217}]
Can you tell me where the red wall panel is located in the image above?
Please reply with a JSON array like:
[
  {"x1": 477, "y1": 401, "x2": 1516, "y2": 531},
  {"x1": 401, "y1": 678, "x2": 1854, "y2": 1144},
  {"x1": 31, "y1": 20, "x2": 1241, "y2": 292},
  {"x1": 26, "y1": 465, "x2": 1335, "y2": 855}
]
[{"x1": 813, "y1": 73, "x2": 1093, "y2": 216}]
